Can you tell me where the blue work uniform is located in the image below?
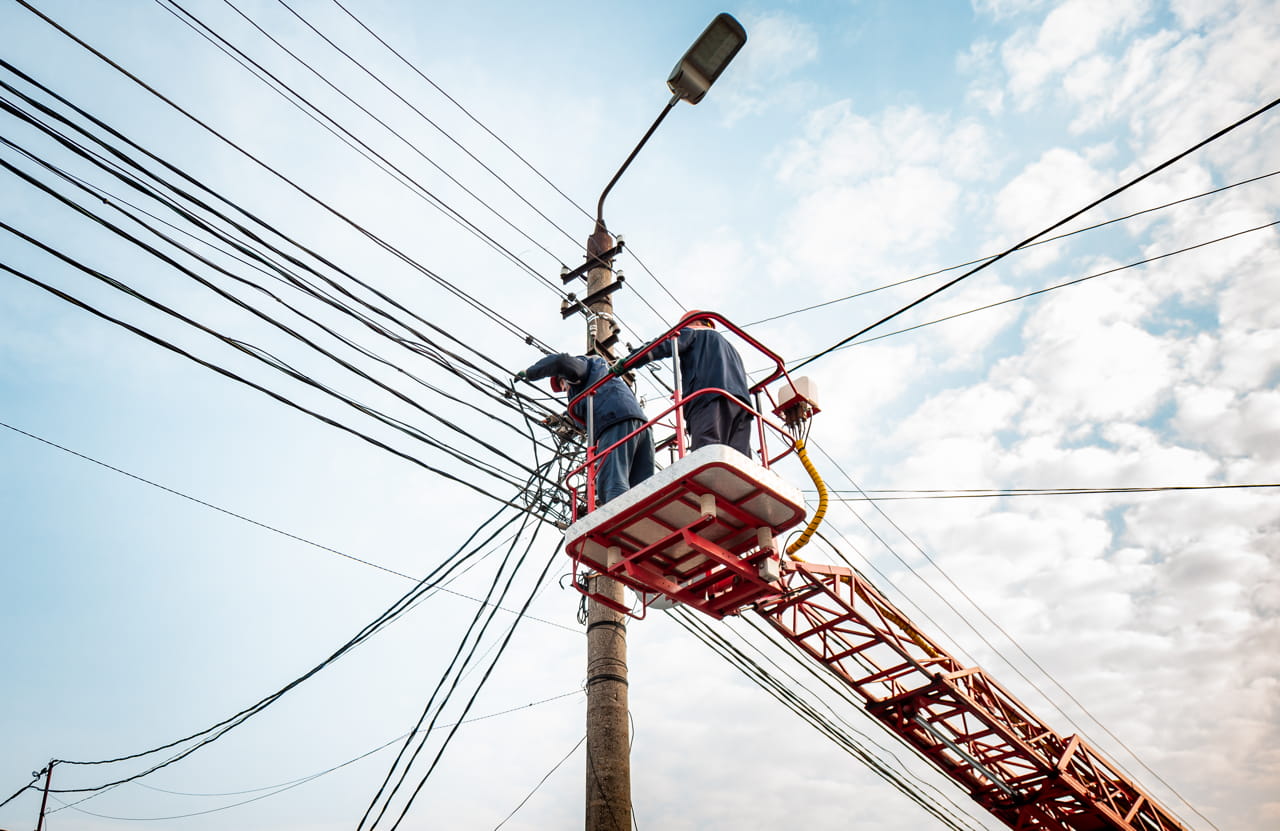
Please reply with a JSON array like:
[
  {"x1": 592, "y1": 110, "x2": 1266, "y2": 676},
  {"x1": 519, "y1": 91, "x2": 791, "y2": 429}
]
[
  {"x1": 625, "y1": 326, "x2": 754, "y2": 457},
  {"x1": 524, "y1": 353, "x2": 654, "y2": 504}
]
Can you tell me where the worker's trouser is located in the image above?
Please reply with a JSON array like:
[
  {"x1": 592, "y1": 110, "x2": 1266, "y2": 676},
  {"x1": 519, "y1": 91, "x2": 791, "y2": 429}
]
[
  {"x1": 687, "y1": 395, "x2": 753, "y2": 458},
  {"x1": 594, "y1": 419, "x2": 655, "y2": 504}
]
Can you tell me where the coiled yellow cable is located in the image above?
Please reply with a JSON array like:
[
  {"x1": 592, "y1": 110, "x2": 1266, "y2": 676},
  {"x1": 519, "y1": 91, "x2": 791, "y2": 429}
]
[
  {"x1": 786, "y1": 438, "x2": 828, "y2": 557},
  {"x1": 781, "y1": 442, "x2": 938, "y2": 657}
]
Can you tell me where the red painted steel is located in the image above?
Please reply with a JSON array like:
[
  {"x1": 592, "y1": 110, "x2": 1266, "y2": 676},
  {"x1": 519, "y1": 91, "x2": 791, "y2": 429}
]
[
  {"x1": 559, "y1": 313, "x2": 1188, "y2": 830},
  {"x1": 565, "y1": 457, "x2": 803, "y2": 618},
  {"x1": 754, "y1": 561, "x2": 1191, "y2": 831}
]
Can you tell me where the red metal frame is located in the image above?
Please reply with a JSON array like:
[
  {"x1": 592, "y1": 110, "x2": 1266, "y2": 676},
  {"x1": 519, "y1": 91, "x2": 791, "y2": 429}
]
[
  {"x1": 556, "y1": 314, "x2": 1188, "y2": 831},
  {"x1": 560, "y1": 312, "x2": 812, "y2": 617},
  {"x1": 565, "y1": 457, "x2": 805, "y2": 618},
  {"x1": 755, "y1": 561, "x2": 1191, "y2": 831},
  {"x1": 564, "y1": 311, "x2": 807, "y2": 521}
]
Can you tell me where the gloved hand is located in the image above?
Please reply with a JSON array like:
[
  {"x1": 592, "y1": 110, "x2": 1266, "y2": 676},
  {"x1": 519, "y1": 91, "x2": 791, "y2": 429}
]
[
  {"x1": 610, "y1": 360, "x2": 626, "y2": 375},
  {"x1": 514, "y1": 370, "x2": 528, "y2": 382}
]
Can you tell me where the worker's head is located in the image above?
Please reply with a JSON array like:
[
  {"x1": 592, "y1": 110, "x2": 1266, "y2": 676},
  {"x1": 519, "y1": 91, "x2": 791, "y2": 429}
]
[
  {"x1": 549, "y1": 376, "x2": 566, "y2": 393},
  {"x1": 680, "y1": 310, "x2": 715, "y2": 329}
]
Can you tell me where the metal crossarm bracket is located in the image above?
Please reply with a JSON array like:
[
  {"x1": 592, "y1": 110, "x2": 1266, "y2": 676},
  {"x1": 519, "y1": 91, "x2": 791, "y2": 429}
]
[
  {"x1": 561, "y1": 241, "x2": 626, "y2": 283},
  {"x1": 561, "y1": 275, "x2": 627, "y2": 319}
]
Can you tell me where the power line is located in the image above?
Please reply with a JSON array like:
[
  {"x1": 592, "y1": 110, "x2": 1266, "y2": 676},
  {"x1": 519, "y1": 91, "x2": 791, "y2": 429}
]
[
  {"x1": 0, "y1": 419, "x2": 581, "y2": 634},
  {"x1": 0, "y1": 64, "x2": 562, "y2": 433},
  {"x1": 747, "y1": 169, "x2": 1280, "y2": 327},
  {"x1": 669, "y1": 609, "x2": 991, "y2": 831},
  {"x1": 806, "y1": 441, "x2": 1215, "y2": 829},
  {"x1": 785, "y1": 218, "x2": 1279, "y2": 362},
  {"x1": 0, "y1": 252, "x2": 549, "y2": 511},
  {"x1": 362, "y1": 541, "x2": 566, "y2": 831},
  {"x1": 272, "y1": 0, "x2": 583, "y2": 256},
  {"x1": 819, "y1": 483, "x2": 1280, "y2": 500},
  {"x1": 11, "y1": 1, "x2": 560, "y2": 355},
  {"x1": 492, "y1": 734, "x2": 586, "y2": 830},
  {"x1": 792, "y1": 93, "x2": 1280, "y2": 371},
  {"x1": 158, "y1": 0, "x2": 570, "y2": 296},
  {"x1": 43, "y1": 692, "x2": 582, "y2": 822},
  {"x1": 35, "y1": 502, "x2": 532, "y2": 792},
  {"x1": 326, "y1": 0, "x2": 686, "y2": 321},
  {"x1": 0, "y1": 145, "x2": 550, "y2": 489}
]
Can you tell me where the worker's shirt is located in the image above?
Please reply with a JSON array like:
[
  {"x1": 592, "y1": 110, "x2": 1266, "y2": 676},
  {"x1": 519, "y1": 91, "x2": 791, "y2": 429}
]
[
  {"x1": 628, "y1": 328, "x2": 750, "y2": 407},
  {"x1": 524, "y1": 353, "x2": 645, "y2": 433}
]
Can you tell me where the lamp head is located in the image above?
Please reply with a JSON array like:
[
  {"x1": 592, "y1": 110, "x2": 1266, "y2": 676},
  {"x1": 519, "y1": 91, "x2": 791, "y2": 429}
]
[{"x1": 667, "y1": 13, "x2": 747, "y2": 105}]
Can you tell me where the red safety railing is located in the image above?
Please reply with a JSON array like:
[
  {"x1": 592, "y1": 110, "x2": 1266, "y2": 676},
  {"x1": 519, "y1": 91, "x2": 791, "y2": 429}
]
[{"x1": 563, "y1": 311, "x2": 808, "y2": 519}]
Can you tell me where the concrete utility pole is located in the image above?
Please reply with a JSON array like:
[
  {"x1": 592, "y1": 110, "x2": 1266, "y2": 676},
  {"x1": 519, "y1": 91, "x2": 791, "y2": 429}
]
[{"x1": 582, "y1": 222, "x2": 631, "y2": 831}]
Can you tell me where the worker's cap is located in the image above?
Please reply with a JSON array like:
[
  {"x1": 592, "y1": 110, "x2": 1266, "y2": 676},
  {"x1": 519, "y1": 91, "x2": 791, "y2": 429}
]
[
  {"x1": 680, "y1": 310, "x2": 715, "y2": 328},
  {"x1": 550, "y1": 376, "x2": 566, "y2": 393}
]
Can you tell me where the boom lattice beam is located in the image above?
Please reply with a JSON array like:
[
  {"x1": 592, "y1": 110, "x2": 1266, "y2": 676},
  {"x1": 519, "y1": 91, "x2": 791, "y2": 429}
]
[{"x1": 754, "y1": 561, "x2": 1190, "y2": 831}]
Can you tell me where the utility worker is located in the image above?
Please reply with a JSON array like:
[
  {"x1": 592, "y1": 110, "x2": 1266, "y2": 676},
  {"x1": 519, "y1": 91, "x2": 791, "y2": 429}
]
[
  {"x1": 613, "y1": 312, "x2": 753, "y2": 457},
  {"x1": 517, "y1": 353, "x2": 654, "y2": 505}
]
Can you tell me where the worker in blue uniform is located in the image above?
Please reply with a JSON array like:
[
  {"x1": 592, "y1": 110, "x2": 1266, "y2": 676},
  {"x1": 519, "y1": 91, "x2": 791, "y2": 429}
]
[
  {"x1": 517, "y1": 353, "x2": 654, "y2": 504},
  {"x1": 614, "y1": 313, "x2": 753, "y2": 458}
]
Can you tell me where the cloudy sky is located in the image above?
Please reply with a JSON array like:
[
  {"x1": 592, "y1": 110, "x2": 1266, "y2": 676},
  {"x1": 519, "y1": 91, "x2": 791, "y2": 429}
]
[{"x1": 1, "y1": 1, "x2": 1277, "y2": 830}]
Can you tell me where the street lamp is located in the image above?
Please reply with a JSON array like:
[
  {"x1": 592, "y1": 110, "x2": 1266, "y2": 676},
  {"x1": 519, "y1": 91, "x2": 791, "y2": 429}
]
[{"x1": 595, "y1": 12, "x2": 747, "y2": 231}]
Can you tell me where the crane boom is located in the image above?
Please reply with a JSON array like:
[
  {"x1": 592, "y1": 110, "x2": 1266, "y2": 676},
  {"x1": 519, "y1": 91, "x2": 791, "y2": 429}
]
[
  {"x1": 756, "y1": 560, "x2": 1190, "y2": 831},
  {"x1": 562, "y1": 311, "x2": 1190, "y2": 830}
]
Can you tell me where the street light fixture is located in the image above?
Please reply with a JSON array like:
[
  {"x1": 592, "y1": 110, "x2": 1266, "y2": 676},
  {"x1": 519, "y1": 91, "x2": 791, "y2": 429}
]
[
  {"x1": 595, "y1": 12, "x2": 747, "y2": 230},
  {"x1": 667, "y1": 13, "x2": 748, "y2": 105}
]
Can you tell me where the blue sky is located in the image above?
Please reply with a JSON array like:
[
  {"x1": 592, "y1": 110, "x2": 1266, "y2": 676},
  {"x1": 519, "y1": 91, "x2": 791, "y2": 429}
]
[{"x1": 2, "y1": 1, "x2": 1278, "y2": 829}]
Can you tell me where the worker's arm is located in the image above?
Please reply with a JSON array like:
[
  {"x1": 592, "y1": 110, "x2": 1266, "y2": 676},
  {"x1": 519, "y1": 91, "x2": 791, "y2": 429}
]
[
  {"x1": 524, "y1": 353, "x2": 590, "y2": 384},
  {"x1": 616, "y1": 336, "x2": 674, "y2": 373}
]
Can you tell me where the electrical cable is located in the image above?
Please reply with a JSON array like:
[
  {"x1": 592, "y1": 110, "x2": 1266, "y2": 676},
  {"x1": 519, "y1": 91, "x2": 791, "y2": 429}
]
[
  {"x1": 365, "y1": 540, "x2": 566, "y2": 831},
  {"x1": 669, "y1": 609, "x2": 990, "y2": 831},
  {"x1": 807, "y1": 441, "x2": 1214, "y2": 830},
  {"x1": 160, "y1": 0, "x2": 571, "y2": 297},
  {"x1": 0, "y1": 70, "x2": 563, "y2": 436},
  {"x1": 0, "y1": 251, "x2": 569, "y2": 521},
  {"x1": 802, "y1": 219, "x2": 1279, "y2": 357},
  {"x1": 0, "y1": 419, "x2": 581, "y2": 634},
  {"x1": 0, "y1": 210, "x2": 537, "y2": 494},
  {"x1": 327, "y1": 0, "x2": 686, "y2": 321},
  {"x1": 747, "y1": 168, "x2": 1280, "y2": 327},
  {"x1": 273, "y1": 0, "x2": 583, "y2": 255},
  {"x1": 491, "y1": 734, "x2": 586, "y2": 830},
  {"x1": 360, "y1": 501, "x2": 555, "y2": 830},
  {"x1": 10, "y1": 2, "x2": 560, "y2": 355},
  {"x1": 0, "y1": 148, "x2": 551, "y2": 489},
  {"x1": 792, "y1": 93, "x2": 1280, "y2": 371},
  {"x1": 36, "y1": 502, "x2": 529, "y2": 793},
  {"x1": 819, "y1": 483, "x2": 1280, "y2": 500}
]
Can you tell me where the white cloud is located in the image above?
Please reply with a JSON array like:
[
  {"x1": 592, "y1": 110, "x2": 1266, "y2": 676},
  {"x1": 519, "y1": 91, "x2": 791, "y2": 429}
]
[
  {"x1": 1001, "y1": 0, "x2": 1154, "y2": 106},
  {"x1": 971, "y1": 0, "x2": 1055, "y2": 18},
  {"x1": 991, "y1": 147, "x2": 1114, "y2": 251},
  {"x1": 718, "y1": 11, "x2": 820, "y2": 122},
  {"x1": 771, "y1": 102, "x2": 993, "y2": 294}
]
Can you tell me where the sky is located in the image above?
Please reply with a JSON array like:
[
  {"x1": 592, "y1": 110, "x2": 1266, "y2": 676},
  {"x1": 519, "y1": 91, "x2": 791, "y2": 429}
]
[{"x1": 1, "y1": 1, "x2": 1278, "y2": 830}]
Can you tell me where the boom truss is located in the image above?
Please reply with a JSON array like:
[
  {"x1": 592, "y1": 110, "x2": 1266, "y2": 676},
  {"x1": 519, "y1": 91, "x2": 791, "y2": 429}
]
[{"x1": 756, "y1": 560, "x2": 1190, "y2": 831}]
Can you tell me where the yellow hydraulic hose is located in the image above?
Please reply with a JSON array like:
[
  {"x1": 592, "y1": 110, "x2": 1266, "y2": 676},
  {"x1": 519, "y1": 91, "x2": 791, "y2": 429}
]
[
  {"x1": 786, "y1": 438, "x2": 828, "y2": 557},
  {"x1": 782, "y1": 439, "x2": 938, "y2": 658}
]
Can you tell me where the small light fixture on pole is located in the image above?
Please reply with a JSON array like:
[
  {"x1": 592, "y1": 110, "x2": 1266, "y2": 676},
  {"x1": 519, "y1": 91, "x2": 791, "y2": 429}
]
[
  {"x1": 595, "y1": 12, "x2": 747, "y2": 231},
  {"x1": 666, "y1": 13, "x2": 748, "y2": 105}
]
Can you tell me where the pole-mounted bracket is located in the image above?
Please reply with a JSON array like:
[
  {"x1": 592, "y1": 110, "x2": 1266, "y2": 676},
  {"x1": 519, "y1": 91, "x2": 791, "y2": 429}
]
[
  {"x1": 560, "y1": 274, "x2": 627, "y2": 318},
  {"x1": 561, "y1": 240, "x2": 626, "y2": 284}
]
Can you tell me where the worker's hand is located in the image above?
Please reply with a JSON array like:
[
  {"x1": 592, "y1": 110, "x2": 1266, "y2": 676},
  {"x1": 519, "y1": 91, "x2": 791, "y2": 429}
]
[
  {"x1": 610, "y1": 359, "x2": 626, "y2": 375},
  {"x1": 514, "y1": 370, "x2": 528, "y2": 382}
]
